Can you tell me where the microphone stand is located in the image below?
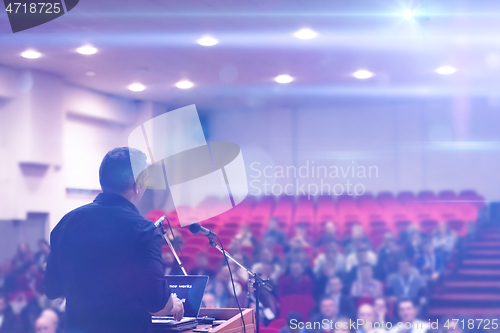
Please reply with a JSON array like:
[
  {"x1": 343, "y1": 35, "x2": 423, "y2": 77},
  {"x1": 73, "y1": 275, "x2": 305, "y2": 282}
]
[
  {"x1": 157, "y1": 218, "x2": 188, "y2": 276},
  {"x1": 206, "y1": 236, "x2": 272, "y2": 333}
]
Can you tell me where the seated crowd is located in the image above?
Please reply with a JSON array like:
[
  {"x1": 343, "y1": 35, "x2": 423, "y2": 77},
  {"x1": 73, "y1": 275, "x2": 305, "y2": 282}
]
[
  {"x1": 168, "y1": 218, "x2": 461, "y2": 333},
  {"x1": 0, "y1": 216, "x2": 461, "y2": 333}
]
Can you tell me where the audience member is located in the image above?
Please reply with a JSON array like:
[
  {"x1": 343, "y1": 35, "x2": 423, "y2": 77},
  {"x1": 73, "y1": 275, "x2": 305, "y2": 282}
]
[
  {"x1": 375, "y1": 234, "x2": 400, "y2": 280},
  {"x1": 343, "y1": 225, "x2": 372, "y2": 255},
  {"x1": 202, "y1": 293, "x2": 216, "y2": 308},
  {"x1": 252, "y1": 248, "x2": 282, "y2": 284},
  {"x1": 350, "y1": 264, "x2": 383, "y2": 299},
  {"x1": 161, "y1": 251, "x2": 183, "y2": 275},
  {"x1": 0, "y1": 293, "x2": 22, "y2": 333},
  {"x1": 233, "y1": 224, "x2": 258, "y2": 248},
  {"x1": 189, "y1": 253, "x2": 216, "y2": 280},
  {"x1": 432, "y1": 223, "x2": 456, "y2": 262},
  {"x1": 279, "y1": 312, "x2": 303, "y2": 333},
  {"x1": 263, "y1": 218, "x2": 287, "y2": 248},
  {"x1": 373, "y1": 297, "x2": 393, "y2": 325},
  {"x1": 386, "y1": 259, "x2": 426, "y2": 304},
  {"x1": 390, "y1": 299, "x2": 429, "y2": 333},
  {"x1": 316, "y1": 222, "x2": 339, "y2": 247},
  {"x1": 34, "y1": 240, "x2": 50, "y2": 271},
  {"x1": 356, "y1": 304, "x2": 386, "y2": 333},
  {"x1": 212, "y1": 280, "x2": 229, "y2": 308},
  {"x1": 215, "y1": 266, "x2": 246, "y2": 307},
  {"x1": 416, "y1": 241, "x2": 444, "y2": 282},
  {"x1": 12, "y1": 243, "x2": 34, "y2": 273},
  {"x1": 333, "y1": 317, "x2": 352, "y2": 333},
  {"x1": 324, "y1": 277, "x2": 356, "y2": 319},
  {"x1": 308, "y1": 298, "x2": 340, "y2": 333},
  {"x1": 278, "y1": 261, "x2": 313, "y2": 297},
  {"x1": 314, "y1": 242, "x2": 346, "y2": 277},
  {"x1": 313, "y1": 265, "x2": 338, "y2": 301},
  {"x1": 404, "y1": 232, "x2": 423, "y2": 263},
  {"x1": 290, "y1": 224, "x2": 313, "y2": 249},
  {"x1": 346, "y1": 244, "x2": 377, "y2": 274},
  {"x1": 35, "y1": 309, "x2": 59, "y2": 333}
]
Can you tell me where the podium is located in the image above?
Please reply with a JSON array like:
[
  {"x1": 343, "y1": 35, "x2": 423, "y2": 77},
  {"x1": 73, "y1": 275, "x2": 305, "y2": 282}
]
[{"x1": 197, "y1": 308, "x2": 255, "y2": 333}]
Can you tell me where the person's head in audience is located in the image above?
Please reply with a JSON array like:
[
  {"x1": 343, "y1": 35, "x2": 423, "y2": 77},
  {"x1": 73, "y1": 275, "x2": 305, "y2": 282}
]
[
  {"x1": 213, "y1": 280, "x2": 228, "y2": 301},
  {"x1": 325, "y1": 222, "x2": 336, "y2": 235},
  {"x1": 381, "y1": 233, "x2": 396, "y2": 249},
  {"x1": 373, "y1": 297, "x2": 388, "y2": 322},
  {"x1": 202, "y1": 293, "x2": 216, "y2": 308},
  {"x1": 322, "y1": 265, "x2": 337, "y2": 280},
  {"x1": 161, "y1": 251, "x2": 174, "y2": 267},
  {"x1": 422, "y1": 240, "x2": 434, "y2": 256},
  {"x1": 436, "y1": 223, "x2": 449, "y2": 236},
  {"x1": 289, "y1": 261, "x2": 304, "y2": 279},
  {"x1": 410, "y1": 232, "x2": 421, "y2": 246},
  {"x1": 35, "y1": 309, "x2": 59, "y2": 333},
  {"x1": 357, "y1": 304, "x2": 375, "y2": 331},
  {"x1": 352, "y1": 224, "x2": 364, "y2": 238},
  {"x1": 229, "y1": 238, "x2": 243, "y2": 253},
  {"x1": 261, "y1": 235, "x2": 276, "y2": 249},
  {"x1": 333, "y1": 317, "x2": 352, "y2": 333},
  {"x1": 358, "y1": 263, "x2": 374, "y2": 281},
  {"x1": 398, "y1": 258, "x2": 412, "y2": 277},
  {"x1": 15, "y1": 242, "x2": 33, "y2": 263},
  {"x1": 319, "y1": 298, "x2": 338, "y2": 320},
  {"x1": 397, "y1": 298, "x2": 418, "y2": 323},
  {"x1": 258, "y1": 248, "x2": 274, "y2": 264},
  {"x1": 325, "y1": 243, "x2": 339, "y2": 261},
  {"x1": 99, "y1": 147, "x2": 149, "y2": 205},
  {"x1": 260, "y1": 263, "x2": 274, "y2": 280},
  {"x1": 37, "y1": 239, "x2": 50, "y2": 254},
  {"x1": 286, "y1": 312, "x2": 303, "y2": 333},
  {"x1": 268, "y1": 218, "x2": 280, "y2": 231},
  {"x1": 327, "y1": 277, "x2": 343, "y2": 296},
  {"x1": 195, "y1": 252, "x2": 209, "y2": 269},
  {"x1": 356, "y1": 246, "x2": 370, "y2": 264},
  {"x1": 216, "y1": 266, "x2": 231, "y2": 283},
  {"x1": 231, "y1": 252, "x2": 246, "y2": 269},
  {"x1": 294, "y1": 223, "x2": 309, "y2": 239},
  {"x1": 0, "y1": 293, "x2": 7, "y2": 315}
]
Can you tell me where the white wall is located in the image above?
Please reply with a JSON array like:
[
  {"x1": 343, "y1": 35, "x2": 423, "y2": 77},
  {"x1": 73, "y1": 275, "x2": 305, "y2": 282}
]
[
  {"x1": 205, "y1": 99, "x2": 500, "y2": 201},
  {"x1": 0, "y1": 65, "x2": 171, "y2": 246}
]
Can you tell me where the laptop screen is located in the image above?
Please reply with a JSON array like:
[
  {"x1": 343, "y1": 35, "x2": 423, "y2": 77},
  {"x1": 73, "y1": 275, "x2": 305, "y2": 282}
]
[{"x1": 165, "y1": 275, "x2": 209, "y2": 318}]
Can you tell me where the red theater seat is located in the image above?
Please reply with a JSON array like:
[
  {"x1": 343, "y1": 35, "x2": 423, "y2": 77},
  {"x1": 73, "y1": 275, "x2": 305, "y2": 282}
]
[
  {"x1": 259, "y1": 327, "x2": 280, "y2": 333},
  {"x1": 268, "y1": 318, "x2": 286, "y2": 329},
  {"x1": 279, "y1": 294, "x2": 315, "y2": 321}
]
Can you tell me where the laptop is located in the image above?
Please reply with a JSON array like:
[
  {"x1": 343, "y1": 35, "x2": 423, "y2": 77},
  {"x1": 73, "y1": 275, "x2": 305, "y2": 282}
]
[{"x1": 163, "y1": 275, "x2": 209, "y2": 318}]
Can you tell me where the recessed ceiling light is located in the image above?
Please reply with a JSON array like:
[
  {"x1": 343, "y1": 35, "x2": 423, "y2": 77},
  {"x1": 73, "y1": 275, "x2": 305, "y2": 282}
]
[
  {"x1": 85, "y1": 71, "x2": 96, "y2": 76},
  {"x1": 176, "y1": 80, "x2": 194, "y2": 89},
  {"x1": 352, "y1": 70, "x2": 374, "y2": 79},
  {"x1": 294, "y1": 28, "x2": 318, "y2": 40},
  {"x1": 128, "y1": 83, "x2": 146, "y2": 92},
  {"x1": 275, "y1": 74, "x2": 294, "y2": 84},
  {"x1": 77, "y1": 45, "x2": 98, "y2": 55},
  {"x1": 403, "y1": 10, "x2": 414, "y2": 19},
  {"x1": 197, "y1": 36, "x2": 218, "y2": 46},
  {"x1": 21, "y1": 50, "x2": 41, "y2": 59},
  {"x1": 435, "y1": 66, "x2": 457, "y2": 75}
]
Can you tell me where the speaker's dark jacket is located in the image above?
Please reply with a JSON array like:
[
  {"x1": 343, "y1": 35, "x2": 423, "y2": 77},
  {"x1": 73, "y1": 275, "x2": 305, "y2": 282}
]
[{"x1": 44, "y1": 192, "x2": 171, "y2": 333}]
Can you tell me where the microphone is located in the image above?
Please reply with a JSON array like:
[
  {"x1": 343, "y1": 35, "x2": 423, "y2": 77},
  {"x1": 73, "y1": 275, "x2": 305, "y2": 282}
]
[
  {"x1": 189, "y1": 222, "x2": 217, "y2": 238},
  {"x1": 154, "y1": 216, "x2": 165, "y2": 228}
]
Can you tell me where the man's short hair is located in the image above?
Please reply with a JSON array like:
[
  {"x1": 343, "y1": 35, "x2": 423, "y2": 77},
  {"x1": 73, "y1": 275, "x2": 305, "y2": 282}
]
[
  {"x1": 99, "y1": 147, "x2": 148, "y2": 193},
  {"x1": 397, "y1": 297, "x2": 416, "y2": 309}
]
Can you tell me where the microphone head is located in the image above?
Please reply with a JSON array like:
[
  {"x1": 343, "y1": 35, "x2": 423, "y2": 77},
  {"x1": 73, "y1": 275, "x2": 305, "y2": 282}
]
[{"x1": 189, "y1": 222, "x2": 201, "y2": 234}]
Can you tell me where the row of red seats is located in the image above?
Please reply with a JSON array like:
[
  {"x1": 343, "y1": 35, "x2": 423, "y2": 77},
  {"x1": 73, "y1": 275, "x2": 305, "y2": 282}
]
[{"x1": 153, "y1": 191, "x2": 482, "y2": 240}]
